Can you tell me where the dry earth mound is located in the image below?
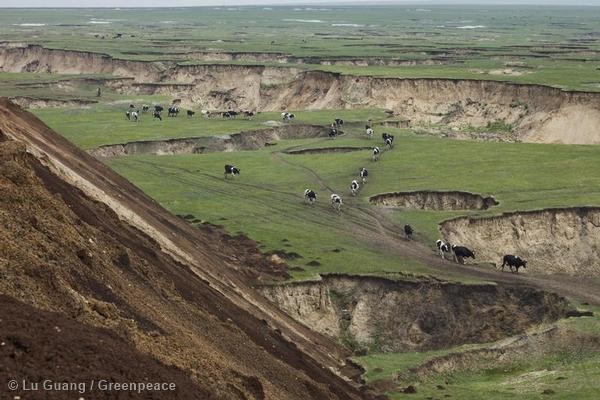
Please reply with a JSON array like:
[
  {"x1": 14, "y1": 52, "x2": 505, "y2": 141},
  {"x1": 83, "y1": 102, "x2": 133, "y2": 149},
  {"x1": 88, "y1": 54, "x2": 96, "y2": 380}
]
[
  {"x1": 369, "y1": 191, "x2": 498, "y2": 210},
  {"x1": 0, "y1": 98, "x2": 369, "y2": 400},
  {"x1": 441, "y1": 207, "x2": 600, "y2": 276}
]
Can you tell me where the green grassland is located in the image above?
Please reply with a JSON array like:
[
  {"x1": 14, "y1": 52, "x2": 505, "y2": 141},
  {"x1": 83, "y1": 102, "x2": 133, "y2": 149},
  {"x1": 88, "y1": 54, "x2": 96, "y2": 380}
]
[{"x1": 2, "y1": 6, "x2": 600, "y2": 90}]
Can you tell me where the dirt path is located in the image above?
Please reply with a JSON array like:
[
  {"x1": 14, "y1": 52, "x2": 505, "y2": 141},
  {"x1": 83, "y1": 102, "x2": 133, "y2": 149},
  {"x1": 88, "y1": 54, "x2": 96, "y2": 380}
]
[{"x1": 274, "y1": 145, "x2": 600, "y2": 305}]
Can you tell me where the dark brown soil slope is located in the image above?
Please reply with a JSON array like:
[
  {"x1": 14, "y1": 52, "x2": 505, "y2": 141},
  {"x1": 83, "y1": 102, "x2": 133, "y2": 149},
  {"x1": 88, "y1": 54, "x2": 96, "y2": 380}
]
[
  {"x1": 0, "y1": 295, "x2": 210, "y2": 400},
  {"x1": 0, "y1": 98, "x2": 368, "y2": 400}
]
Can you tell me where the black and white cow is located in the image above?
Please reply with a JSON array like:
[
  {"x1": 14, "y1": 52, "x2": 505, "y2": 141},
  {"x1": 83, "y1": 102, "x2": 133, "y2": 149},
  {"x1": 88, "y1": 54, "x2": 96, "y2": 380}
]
[
  {"x1": 168, "y1": 106, "x2": 180, "y2": 117},
  {"x1": 404, "y1": 224, "x2": 414, "y2": 239},
  {"x1": 436, "y1": 239, "x2": 451, "y2": 260},
  {"x1": 329, "y1": 128, "x2": 338, "y2": 139},
  {"x1": 330, "y1": 194, "x2": 343, "y2": 212},
  {"x1": 224, "y1": 164, "x2": 240, "y2": 178},
  {"x1": 372, "y1": 146, "x2": 381, "y2": 161},
  {"x1": 244, "y1": 111, "x2": 255, "y2": 118},
  {"x1": 359, "y1": 167, "x2": 368, "y2": 183},
  {"x1": 501, "y1": 255, "x2": 527, "y2": 273},
  {"x1": 385, "y1": 137, "x2": 393, "y2": 149},
  {"x1": 304, "y1": 189, "x2": 317, "y2": 205},
  {"x1": 366, "y1": 127, "x2": 374, "y2": 139},
  {"x1": 350, "y1": 180, "x2": 360, "y2": 196},
  {"x1": 187, "y1": 110, "x2": 195, "y2": 118},
  {"x1": 282, "y1": 112, "x2": 295, "y2": 121},
  {"x1": 130, "y1": 110, "x2": 139, "y2": 122},
  {"x1": 142, "y1": 104, "x2": 149, "y2": 113},
  {"x1": 452, "y1": 245, "x2": 475, "y2": 264},
  {"x1": 153, "y1": 111, "x2": 162, "y2": 121}
]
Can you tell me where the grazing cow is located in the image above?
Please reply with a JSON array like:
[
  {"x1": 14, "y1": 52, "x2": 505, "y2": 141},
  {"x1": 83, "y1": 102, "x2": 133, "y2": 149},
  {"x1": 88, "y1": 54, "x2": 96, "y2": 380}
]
[
  {"x1": 404, "y1": 224, "x2": 414, "y2": 239},
  {"x1": 187, "y1": 110, "x2": 195, "y2": 118},
  {"x1": 329, "y1": 128, "x2": 338, "y2": 139},
  {"x1": 282, "y1": 112, "x2": 295, "y2": 121},
  {"x1": 168, "y1": 106, "x2": 180, "y2": 117},
  {"x1": 372, "y1": 147, "x2": 380, "y2": 161},
  {"x1": 501, "y1": 255, "x2": 527, "y2": 273},
  {"x1": 224, "y1": 164, "x2": 240, "y2": 178},
  {"x1": 304, "y1": 189, "x2": 317, "y2": 205},
  {"x1": 153, "y1": 111, "x2": 162, "y2": 121},
  {"x1": 385, "y1": 137, "x2": 393, "y2": 149},
  {"x1": 142, "y1": 105, "x2": 149, "y2": 113},
  {"x1": 155, "y1": 105, "x2": 164, "y2": 113},
  {"x1": 334, "y1": 118, "x2": 344, "y2": 127},
  {"x1": 359, "y1": 167, "x2": 368, "y2": 183},
  {"x1": 350, "y1": 180, "x2": 360, "y2": 196},
  {"x1": 330, "y1": 194, "x2": 343, "y2": 212},
  {"x1": 130, "y1": 110, "x2": 139, "y2": 122},
  {"x1": 366, "y1": 127, "x2": 374, "y2": 139},
  {"x1": 244, "y1": 111, "x2": 255, "y2": 118},
  {"x1": 436, "y1": 240, "x2": 451, "y2": 260},
  {"x1": 452, "y1": 245, "x2": 475, "y2": 264}
]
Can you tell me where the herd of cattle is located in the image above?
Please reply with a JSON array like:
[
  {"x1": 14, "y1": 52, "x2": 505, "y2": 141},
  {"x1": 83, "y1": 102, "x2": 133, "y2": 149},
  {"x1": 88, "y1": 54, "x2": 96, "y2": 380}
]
[
  {"x1": 124, "y1": 103, "x2": 261, "y2": 122},
  {"x1": 123, "y1": 105, "x2": 527, "y2": 274}
]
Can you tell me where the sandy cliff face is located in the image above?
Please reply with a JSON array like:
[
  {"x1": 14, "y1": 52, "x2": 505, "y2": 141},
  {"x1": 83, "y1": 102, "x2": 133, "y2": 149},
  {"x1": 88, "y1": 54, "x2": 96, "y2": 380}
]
[
  {"x1": 2, "y1": 44, "x2": 600, "y2": 143},
  {"x1": 441, "y1": 207, "x2": 600, "y2": 276}
]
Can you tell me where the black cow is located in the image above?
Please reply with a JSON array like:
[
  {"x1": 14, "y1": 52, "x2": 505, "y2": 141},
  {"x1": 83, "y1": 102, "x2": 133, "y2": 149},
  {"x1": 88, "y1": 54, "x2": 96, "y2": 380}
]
[
  {"x1": 334, "y1": 118, "x2": 344, "y2": 127},
  {"x1": 304, "y1": 189, "x2": 317, "y2": 205},
  {"x1": 154, "y1": 105, "x2": 164, "y2": 113},
  {"x1": 501, "y1": 255, "x2": 527, "y2": 273},
  {"x1": 359, "y1": 167, "x2": 368, "y2": 183},
  {"x1": 153, "y1": 111, "x2": 162, "y2": 121},
  {"x1": 452, "y1": 245, "x2": 475, "y2": 264},
  {"x1": 404, "y1": 224, "x2": 414, "y2": 239},
  {"x1": 224, "y1": 164, "x2": 240, "y2": 178},
  {"x1": 187, "y1": 110, "x2": 195, "y2": 117},
  {"x1": 436, "y1": 239, "x2": 451, "y2": 260}
]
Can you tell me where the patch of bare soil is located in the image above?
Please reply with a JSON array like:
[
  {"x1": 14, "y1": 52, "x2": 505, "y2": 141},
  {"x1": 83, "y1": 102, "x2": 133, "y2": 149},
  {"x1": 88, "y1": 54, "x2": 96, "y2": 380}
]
[
  {"x1": 8, "y1": 96, "x2": 98, "y2": 109},
  {"x1": 260, "y1": 274, "x2": 573, "y2": 353},
  {"x1": 0, "y1": 99, "x2": 370, "y2": 400},
  {"x1": 0, "y1": 294, "x2": 210, "y2": 400},
  {"x1": 369, "y1": 191, "x2": 498, "y2": 210},
  {"x1": 441, "y1": 207, "x2": 600, "y2": 276},
  {"x1": 89, "y1": 124, "x2": 329, "y2": 157}
]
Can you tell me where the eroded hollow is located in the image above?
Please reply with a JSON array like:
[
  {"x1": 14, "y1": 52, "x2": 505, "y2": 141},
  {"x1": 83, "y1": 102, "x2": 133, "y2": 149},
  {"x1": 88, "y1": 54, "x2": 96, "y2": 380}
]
[
  {"x1": 260, "y1": 274, "x2": 572, "y2": 353},
  {"x1": 369, "y1": 191, "x2": 498, "y2": 211},
  {"x1": 441, "y1": 207, "x2": 600, "y2": 276},
  {"x1": 89, "y1": 124, "x2": 329, "y2": 157}
]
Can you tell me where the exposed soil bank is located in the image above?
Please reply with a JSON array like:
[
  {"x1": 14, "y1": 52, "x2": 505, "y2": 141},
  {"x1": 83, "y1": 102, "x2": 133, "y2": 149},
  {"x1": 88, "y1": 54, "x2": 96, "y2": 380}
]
[
  {"x1": 441, "y1": 207, "x2": 600, "y2": 276},
  {"x1": 285, "y1": 146, "x2": 371, "y2": 155},
  {"x1": 89, "y1": 124, "x2": 329, "y2": 157},
  {"x1": 369, "y1": 191, "x2": 498, "y2": 211},
  {"x1": 3, "y1": 44, "x2": 600, "y2": 143},
  {"x1": 260, "y1": 274, "x2": 572, "y2": 353},
  {"x1": 9, "y1": 96, "x2": 98, "y2": 109}
]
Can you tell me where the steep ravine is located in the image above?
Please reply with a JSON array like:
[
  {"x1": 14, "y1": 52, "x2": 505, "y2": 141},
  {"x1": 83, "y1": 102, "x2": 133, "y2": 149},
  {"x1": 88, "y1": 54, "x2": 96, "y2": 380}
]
[
  {"x1": 260, "y1": 274, "x2": 572, "y2": 353},
  {"x1": 3, "y1": 44, "x2": 600, "y2": 144}
]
